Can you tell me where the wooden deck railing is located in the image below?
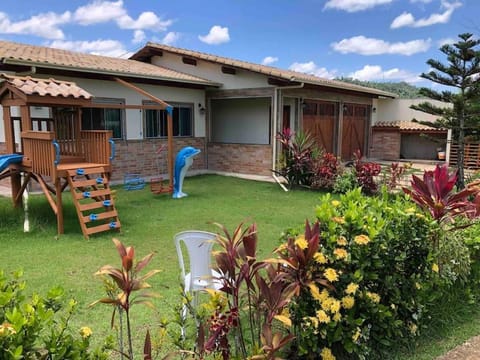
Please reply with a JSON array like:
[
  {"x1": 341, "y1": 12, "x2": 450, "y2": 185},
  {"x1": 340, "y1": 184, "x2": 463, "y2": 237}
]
[
  {"x1": 21, "y1": 131, "x2": 56, "y2": 177},
  {"x1": 80, "y1": 130, "x2": 113, "y2": 164},
  {"x1": 449, "y1": 142, "x2": 480, "y2": 170}
]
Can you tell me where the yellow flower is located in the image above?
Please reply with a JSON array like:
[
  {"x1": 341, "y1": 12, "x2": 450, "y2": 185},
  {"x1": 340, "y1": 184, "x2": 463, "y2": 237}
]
[
  {"x1": 321, "y1": 297, "x2": 334, "y2": 312},
  {"x1": 336, "y1": 236, "x2": 348, "y2": 246},
  {"x1": 333, "y1": 248, "x2": 348, "y2": 260},
  {"x1": 304, "y1": 316, "x2": 319, "y2": 329},
  {"x1": 354, "y1": 234, "x2": 370, "y2": 245},
  {"x1": 316, "y1": 309, "x2": 331, "y2": 323},
  {"x1": 333, "y1": 312, "x2": 342, "y2": 322},
  {"x1": 432, "y1": 263, "x2": 439, "y2": 273},
  {"x1": 314, "y1": 252, "x2": 328, "y2": 264},
  {"x1": 0, "y1": 322, "x2": 16, "y2": 337},
  {"x1": 415, "y1": 282, "x2": 422, "y2": 289},
  {"x1": 331, "y1": 200, "x2": 341, "y2": 207},
  {"x1": 366, "y1": 292, "x2": 381, "y2": 304},
  {"x1": 324, "y1": 268, "x2": 339, "y2": 282},
  {"x1": 308, "y1": 283, "x2": 322, "y2": 301},
  {"x1": 80, "y1": 326, "x2": 92, "y2": 339},
  {"x1": 409, "y1": 322, "x2": 418, "y2": 334},
  {"x1": 352, "y1": 328, "x2": 361, "y2": 343},
  {"x1": 295, "y1": 235, "x2": 308, "y2": 250},
  {"x1": 319, "y1": 289, "x2": 330, "y2": 302},
  {"x1": 405, "y1": 207, "x2": 416, "y2": 214},
  {"x1": 320, "y1": 347, "x2": 336, "y2": 360},
  {"x1": 345, "y1": 282, "x2": 359, "y2": 295},
  {"x1": 341, "y1": 296, "x2": 355, "y2": 309},
  {"x1": 332, "y1": 216, "x2": 345, "y2": 224},
  {"x1": 330, "y1": 299, "x2": 341, "y2": 314}
]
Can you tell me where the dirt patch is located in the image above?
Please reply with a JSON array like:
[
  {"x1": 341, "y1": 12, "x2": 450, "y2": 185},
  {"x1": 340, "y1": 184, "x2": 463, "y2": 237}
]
[{"x1": 436, "y1": 335, "x2": 480, "y2": 360}]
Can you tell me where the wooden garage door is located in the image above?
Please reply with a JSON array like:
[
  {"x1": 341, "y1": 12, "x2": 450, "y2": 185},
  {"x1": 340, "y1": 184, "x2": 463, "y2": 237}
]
[
  {"x1": 342, "y1": 104, "x2": 368, "y2": 159},
  {"x1": 302, "y1": 100, "x2": 336, "y2": 153}
]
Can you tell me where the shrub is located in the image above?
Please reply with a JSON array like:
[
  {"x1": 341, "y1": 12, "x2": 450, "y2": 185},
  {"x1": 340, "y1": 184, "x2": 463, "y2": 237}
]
[
  {"x1": 311, "y1": 153, "x2": 342, "y2": 190},
  {"x1": 276, "y1": 129, "x2": 320, "y2": 188},
  {"x1": 333, "y1": 168, "x2": 357, "y2": 194},
  {"x1": 281, "y1": 189, "x2": 434, "y2": 359},
  {"x1": 353, "y1": 150, "x2": 381, "y2": 195},
  {"x1": 0, "y1": 270, "x2": 112, "y2": 359}
]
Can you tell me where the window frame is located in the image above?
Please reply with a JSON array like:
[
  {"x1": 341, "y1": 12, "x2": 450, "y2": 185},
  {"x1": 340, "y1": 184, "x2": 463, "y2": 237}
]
[
  {"x1": 81, "y1": 97, "x2": 125, "y2": 139},
  {"x1": 143, "y1": 101, "x2": 194, "y2": 139}
]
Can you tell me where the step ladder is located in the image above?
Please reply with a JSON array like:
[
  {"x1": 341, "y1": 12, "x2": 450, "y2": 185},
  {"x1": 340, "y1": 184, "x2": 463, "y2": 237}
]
[{"x1": 66, "y1": 167, "x2": 121, "y2": 239}]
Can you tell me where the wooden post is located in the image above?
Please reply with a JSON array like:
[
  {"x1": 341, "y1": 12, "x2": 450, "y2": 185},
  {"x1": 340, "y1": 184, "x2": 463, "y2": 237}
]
[
  {"x1": 55, "y1": 178, "x2": 64, "y2": 235},
  {"x1": 167, "y1": 111, "x2": 174, "y2": 188},
  {"x1": 3, "y1": 106, "x2": 15, "y2": 153}
]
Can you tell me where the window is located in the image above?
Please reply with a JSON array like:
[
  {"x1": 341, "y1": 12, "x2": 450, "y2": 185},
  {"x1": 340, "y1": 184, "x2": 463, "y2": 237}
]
[
  {"x1": 81, "y1": 98, "x2": 124, "y2": 139},
  {"x1": 144, "y1": 102, "x2": 193, "y2": 138}
]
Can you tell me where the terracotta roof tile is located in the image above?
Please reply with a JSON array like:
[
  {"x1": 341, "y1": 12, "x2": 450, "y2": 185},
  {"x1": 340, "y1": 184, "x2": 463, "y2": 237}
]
[
  {"x1": 1, "y1": 73, "x2": 92, "y2": 99},
  {"x1": 132, "y1": 43, "x2": 397, "y2": 98},
  {"x1": 373, "y1": 121, "x2": 447, "y2": 132},
  {"x1": 0, "y1": 40, "x2": 217, "y2": 86}
]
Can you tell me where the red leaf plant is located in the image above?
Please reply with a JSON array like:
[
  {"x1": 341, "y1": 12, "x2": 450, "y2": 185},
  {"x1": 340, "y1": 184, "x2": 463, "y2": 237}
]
[{"x1": 403, "y1": 164, "x2": 479, "y2": 226}]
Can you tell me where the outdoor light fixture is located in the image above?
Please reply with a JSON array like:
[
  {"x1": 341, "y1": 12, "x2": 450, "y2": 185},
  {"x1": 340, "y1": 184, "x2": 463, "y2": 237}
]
[
  {"x1": 372, "y1": 107, "x2": 377, "y2": 113},
  {"x1": 198, "y1": 103, "x2": 206, "y2": 115}
]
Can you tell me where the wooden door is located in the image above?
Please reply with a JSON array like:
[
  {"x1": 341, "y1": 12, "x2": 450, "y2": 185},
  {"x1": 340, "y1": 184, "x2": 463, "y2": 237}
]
[
  {"x1": 341, "y1": 104, "x2": 367, "y2": 159},
  {"x1": 283, "y1": 105, "x2": 291, "y2": 131},
  {"x1": 302, "y1": 100, "x2": 336, "y2": 153}
]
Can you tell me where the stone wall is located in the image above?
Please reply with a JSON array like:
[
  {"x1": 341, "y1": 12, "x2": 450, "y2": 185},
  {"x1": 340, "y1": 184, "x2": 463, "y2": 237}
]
[{"x1": 207, "y1": 143, "x2": 272, "y2": 176}]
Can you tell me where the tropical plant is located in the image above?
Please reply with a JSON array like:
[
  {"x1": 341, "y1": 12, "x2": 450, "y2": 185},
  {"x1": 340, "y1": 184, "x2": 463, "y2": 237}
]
[
  {"x1": 311, "y1": 152, "x2": 342, "y2": 190},
  {"x1": 283, "y1": 189, "x2": 433, "y2": 359},
  {"x1": 0, "y1": 269, "x2": 112, "y2": 359},
  {"x1": 91, "y1": 238, "x2": 161, "y2": 360},
  {"x1": 353, "y1": 150, "x2": 381, "y2": 195},
  {"x1": 275, "y1": 128, "x2": 320, "y2": 188},
  {"x1": 192, "y1": 222, "x2": 295, "y2": 360},
  {"x1": 410, "y1": 33, "x2": 480, "y2": 188},
  {"x1": 402, "y1": 164, "x2": 478, "y2": 227}
]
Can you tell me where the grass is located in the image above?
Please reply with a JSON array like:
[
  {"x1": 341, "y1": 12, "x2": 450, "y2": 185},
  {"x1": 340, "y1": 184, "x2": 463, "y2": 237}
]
[{"x1": 1, "y1": 174, "x2": 479, "y2": 358}]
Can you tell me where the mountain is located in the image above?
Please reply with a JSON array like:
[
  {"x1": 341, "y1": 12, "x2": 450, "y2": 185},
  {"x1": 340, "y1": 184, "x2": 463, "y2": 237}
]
[{"x1": 337, "y1": 78, "x2": 422, "y2": 99}]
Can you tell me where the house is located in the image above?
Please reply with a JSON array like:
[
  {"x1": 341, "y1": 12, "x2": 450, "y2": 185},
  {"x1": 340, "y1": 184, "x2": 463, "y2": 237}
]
[
  {"x1": 0, "y1": 40, "x2": 396, "y2": 185},
  {"x1": 370, "y1": 98, "x2": 450, "y2": 161}
]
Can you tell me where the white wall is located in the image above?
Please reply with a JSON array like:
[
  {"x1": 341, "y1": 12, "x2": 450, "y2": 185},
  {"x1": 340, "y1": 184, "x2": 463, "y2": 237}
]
[
  {"x1": 211, "y1": 98, "x2": 270, "y2": 144},
  {"x1": 152, "y1": 53, "x2": 271, "y2": 90},
  {"x1": 375, "y1": 98, "x2": 450, "y2": 124}
]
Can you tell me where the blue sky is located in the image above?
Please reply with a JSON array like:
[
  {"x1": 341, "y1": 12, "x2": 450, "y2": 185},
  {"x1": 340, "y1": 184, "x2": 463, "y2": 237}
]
[{"x1": 0, "y1": 0, "x2": 478, "y2": 85}]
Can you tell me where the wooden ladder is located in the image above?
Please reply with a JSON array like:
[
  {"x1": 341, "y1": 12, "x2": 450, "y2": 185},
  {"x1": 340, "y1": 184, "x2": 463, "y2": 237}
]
[{"x1": 66, "y1": 166, "x2": 121, "y2": 238}]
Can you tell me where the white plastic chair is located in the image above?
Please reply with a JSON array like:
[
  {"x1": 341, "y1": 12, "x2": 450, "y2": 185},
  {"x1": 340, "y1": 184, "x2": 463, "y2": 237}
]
[{"x1": 175, "y1": 230, "x2": 223, "y2": 330}]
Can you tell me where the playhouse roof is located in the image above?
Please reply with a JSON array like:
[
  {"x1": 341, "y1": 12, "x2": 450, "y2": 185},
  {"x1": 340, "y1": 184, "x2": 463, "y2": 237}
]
[
  {"x1": 0, "y1": 41, "x2": 218, "y2": 87},
  {"x1": 131, "y1": 42, "x2": 397, "y2": 98},
  {"x1": 0, "y1": 73, "x2": 92, "y2": 99}
]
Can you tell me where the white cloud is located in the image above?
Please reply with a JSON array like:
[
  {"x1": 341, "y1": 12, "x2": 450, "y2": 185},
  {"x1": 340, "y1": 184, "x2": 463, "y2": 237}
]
[
  {"x1": 198, "y1": 25, "x2": 230, "y2": 45},
  {"x1": 48, "y1": 39, "x2": 131, "y2": 58},
  {"x1": 332, "y1": 35, "x2": 431, "y2": 55},
  {"x1": 323, "y1": 0, "x2": 393, "y2": 12},
  {"x1": 438, "y1": 37, "x2": 456, "y2": 46},
  {"x1": 262, "y1": 56, "x2": 278, "y2": 65},
  {"x1": 132, "y1": 30, "x2": 145, "y2": 44},
  {"x1": 289, "y1": 61, "x2": 337, "y2": 79},
  {"x1": 349, "y1": 64, "x2": 421, "y2": 83},
  {"x1": 74, "y1": 0, "x2": 173, "y2": 31},
  {"x1": 161, "y1": 32, "x2": 180, "y2": 45},
  {"x1": 0, "y1": 11, "x2": 71, "y2": 40},
  {"x1": 391, "y1": 0, "x2": 462, "y2": 29}
]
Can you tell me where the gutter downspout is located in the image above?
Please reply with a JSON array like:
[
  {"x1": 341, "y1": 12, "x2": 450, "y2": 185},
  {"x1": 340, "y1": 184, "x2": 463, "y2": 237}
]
[{"x1": 272, "y1": 83, "x2": 305, "y2": 192}]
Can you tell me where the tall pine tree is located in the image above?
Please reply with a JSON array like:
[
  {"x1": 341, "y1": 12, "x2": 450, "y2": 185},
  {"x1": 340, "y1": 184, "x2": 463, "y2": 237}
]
[{"x1": 411, "y1": 33, "x2": 480, "y2": 188}]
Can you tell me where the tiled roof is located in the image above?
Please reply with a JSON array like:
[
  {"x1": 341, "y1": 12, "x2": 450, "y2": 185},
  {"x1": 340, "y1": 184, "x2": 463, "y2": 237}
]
[
  {"x1": 0, "y1": 41, "x2": 217, "y2": 86},
  {"x1": 1, "y1": 73, "x2": 92, "y2": 99},
  {"x1": 373, "y1": 121, "x2": 447, "y2": 132},
  {"x1": 132, "y1": 43, "x2": 397, "y2": 98}
]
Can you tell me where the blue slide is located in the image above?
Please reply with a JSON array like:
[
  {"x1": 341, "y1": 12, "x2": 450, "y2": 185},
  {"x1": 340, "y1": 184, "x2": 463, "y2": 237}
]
[{"x1": 0, "y1": 154, "x2": 23, "y2": 173}]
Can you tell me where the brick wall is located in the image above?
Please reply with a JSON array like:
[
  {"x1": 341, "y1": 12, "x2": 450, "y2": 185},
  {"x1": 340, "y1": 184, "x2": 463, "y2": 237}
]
[
  {"x1": 370, "y1": 130, "x2": 401, "y2": 160},
  {"x1": 207, "y1": 143, "x2": 272, "y2": 176},
  {"x1": 110, "y1": 137, "x2": 207, "y2": 182}
]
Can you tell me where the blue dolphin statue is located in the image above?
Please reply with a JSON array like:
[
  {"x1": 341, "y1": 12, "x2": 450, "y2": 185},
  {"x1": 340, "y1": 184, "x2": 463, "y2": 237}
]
[{"x1": 173, "y1": 146, "x2": 201, "y2": 199}]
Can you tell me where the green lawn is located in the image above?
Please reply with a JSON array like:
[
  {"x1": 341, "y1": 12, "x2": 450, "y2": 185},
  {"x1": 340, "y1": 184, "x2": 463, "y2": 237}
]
[{"x1": 0, "y1": 174, "x2": 479, "y2": 358}]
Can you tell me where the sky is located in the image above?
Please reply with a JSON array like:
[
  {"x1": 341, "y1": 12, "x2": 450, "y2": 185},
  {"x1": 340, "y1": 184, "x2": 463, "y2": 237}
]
[{"x1": 0, "y1": 0, "x2": 478, "y2": 86}]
